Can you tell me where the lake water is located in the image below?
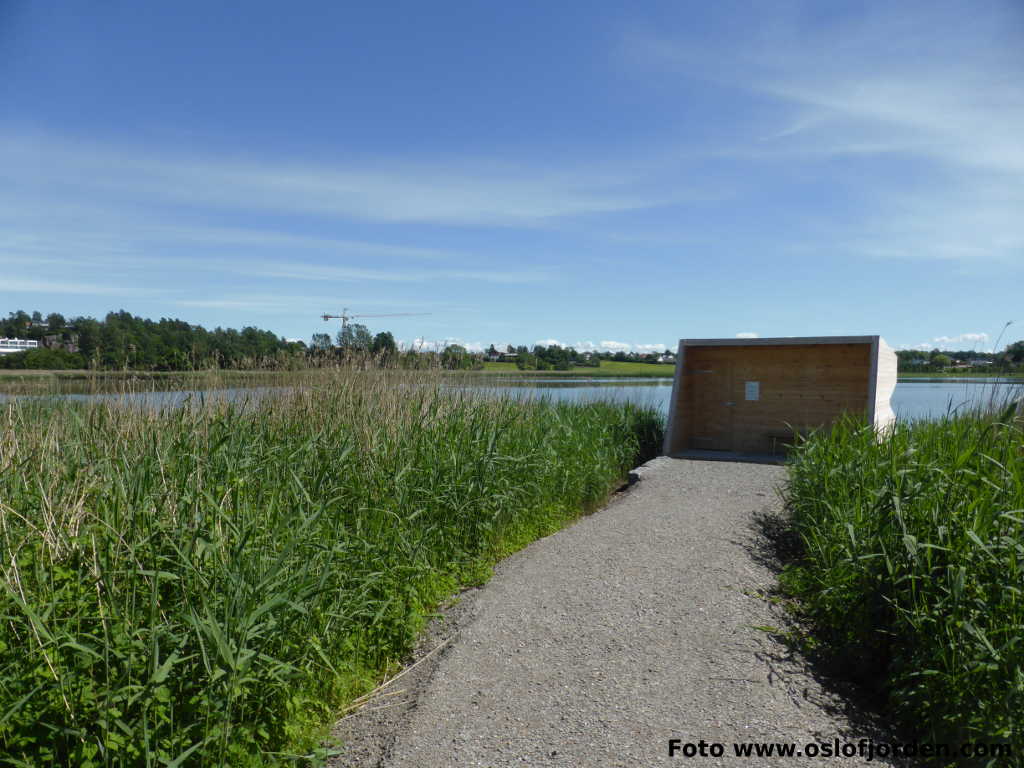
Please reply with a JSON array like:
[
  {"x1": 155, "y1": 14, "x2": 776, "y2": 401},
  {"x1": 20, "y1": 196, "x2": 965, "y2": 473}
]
[
  {"x1": 456, "y1": 376, "x2": 1023, "y2": 422},
  {"x1": 2, "y1": 377, "x2": 1021, "y2": 422}
]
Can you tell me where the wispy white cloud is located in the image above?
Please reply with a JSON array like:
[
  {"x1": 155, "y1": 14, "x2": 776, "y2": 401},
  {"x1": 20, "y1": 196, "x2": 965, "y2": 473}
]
[
  {"x1": 621, "y1": 2, "x2": 1024, "y2": 264},
  {"x1": 571, "y1": 340, "x2": 669, "y2": 353},
  {"x1": 175, "y1": 294, "x2": 437, "y2": 316},
  {"x1": 0, "y1": 206, "x2": 458, "y2": 264},
  {"x1": 3, "y1": 277, "x2": 153, "y2": 297},
  {"x1": 238, "y1": 261, "x2": 551, "y2": 285},
  {"x1": 175, "y1": 296, "x2": 316, "y2": 312},
  {"x1": 627, "y1": 4, "x2": 1024, "y2": 172},
  {"x1": 934, "y1": 333, "x2": 989, "y2": 345},
  {"x1": 900, "y1": 332, "x2": 997, "y2": 352},
  {"x1": 756, "y1": 64, "x2": 1024, "y2": 174},
  {"x1": 854, "y1": 175, "x2": 1023, "y2": 265},
  {"x1": 1, "y1": 132, "x2": 684, "y2": 227},
  {"x1": 735, "y1": 332, "x2": 759, "y2": 339},
  {"x1": 401, "y1": 337, "x2": 486, "y2": 353},
  {"x1": 0, "y1": 224, "x2": 551, "y2": 285}
]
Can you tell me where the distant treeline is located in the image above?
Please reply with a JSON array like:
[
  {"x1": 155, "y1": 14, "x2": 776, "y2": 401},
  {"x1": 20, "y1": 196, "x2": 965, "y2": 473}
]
[
  {"x1": 0, "y1": 310, "x2": 486, "y2": 372},
  {"x1": 895, "y1": 346, "x2": 1024, "y2": 373},
  {"x1": 1, "y1": 310, "x2": 304, "y2": 371},
  {"x1": 486, "y1": 344, "x2": 674, "y2": 371},
  {"x1": 5, "y1": 309, "x2": 1020, "y2": 373}
]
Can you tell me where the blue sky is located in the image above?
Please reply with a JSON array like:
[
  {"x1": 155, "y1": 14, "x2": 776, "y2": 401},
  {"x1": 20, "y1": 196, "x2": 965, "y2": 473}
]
[{"x1": 2, "y1": 0, "x2": 1021, "y2": 353}]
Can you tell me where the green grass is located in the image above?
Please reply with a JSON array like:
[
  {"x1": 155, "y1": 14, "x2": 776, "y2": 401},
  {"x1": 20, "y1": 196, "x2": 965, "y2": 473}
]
[
  {"x1": 478, "y1": 360, "x2": 675, "y2": 377},
  {"x1": 0, "y1": 371, "x2": 663, "y2": 766},
  {"x1": 0, "y1": 369, "x2": 308, "y2": 396},
  {"x1": 0, "y1": 361, "x2": 677, "y2": 396},
  {"x1": 781, "y1": 403, "x2": 1023, "y2": 763},
  {"x1": 0, "y1": 363, "x2": 677, "y2": 397}
]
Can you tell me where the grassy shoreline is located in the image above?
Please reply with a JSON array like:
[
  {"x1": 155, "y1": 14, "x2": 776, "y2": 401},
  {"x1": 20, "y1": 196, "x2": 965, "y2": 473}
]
[
  {"x1": 0, "y1": 373, "x2": 662, "y2": 765},
  {"x1": 0, "y1": 368, "x2": 299, "y2": 382},
  {"x1": 898, "y1": 371, "x2": 1023, "y2": 380},
  {"x1": 781, "y1": 407, "x2": 1023, "y2": 763},
  {"x1": 477, "y1": 361, "x2": 676, "y2": 377},
  {"x1": 0, "y1": 364, "x2": 678, "y2": 397}
]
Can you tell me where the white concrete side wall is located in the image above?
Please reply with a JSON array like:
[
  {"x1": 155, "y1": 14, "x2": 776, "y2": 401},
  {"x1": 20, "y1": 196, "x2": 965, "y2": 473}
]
[
  {"x1": 662, "y1": 339, "x2": 686, "y2": 455},
  {"x1": 873, "y1": 338, "x2": 898, "y2": 432}
]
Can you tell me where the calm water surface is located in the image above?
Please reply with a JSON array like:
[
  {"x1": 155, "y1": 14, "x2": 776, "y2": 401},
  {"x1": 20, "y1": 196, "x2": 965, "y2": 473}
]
[
  {"x1": 3, "y1": 377, "x2": 1021, "y2": 422},
  {"x1": 457, "y1": 376, "x2": 1023, "y2": 421}
]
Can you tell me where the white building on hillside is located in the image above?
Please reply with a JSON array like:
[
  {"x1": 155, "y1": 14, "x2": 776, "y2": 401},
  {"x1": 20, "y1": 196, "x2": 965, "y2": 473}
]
[{"x1": 0, "y1": 338, "x2": 39, "y2": 355}]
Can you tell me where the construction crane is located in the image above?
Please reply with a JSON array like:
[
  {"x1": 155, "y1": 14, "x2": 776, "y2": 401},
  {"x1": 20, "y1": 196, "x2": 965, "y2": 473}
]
[{"x1": 321, "y1": 308, "x2": 430, "y2": 335}]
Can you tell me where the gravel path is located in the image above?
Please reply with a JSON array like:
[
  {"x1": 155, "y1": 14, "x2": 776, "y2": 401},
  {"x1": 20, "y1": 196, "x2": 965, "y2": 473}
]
[{"x1": 331, "y1": 457, "x2": 906, "y2": 767}]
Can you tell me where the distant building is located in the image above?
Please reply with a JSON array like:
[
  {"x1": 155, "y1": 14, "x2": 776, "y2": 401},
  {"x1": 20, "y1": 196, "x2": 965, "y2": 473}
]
[
  {"x1": 0, "y1": 338, "x2": 39, "y2": 355},
  {"x1": 41, "y1": 334, "x2": 80, "y2": 354},
  {"x1": 484, "y1": 350, "x2": 518, "y2": 362}
]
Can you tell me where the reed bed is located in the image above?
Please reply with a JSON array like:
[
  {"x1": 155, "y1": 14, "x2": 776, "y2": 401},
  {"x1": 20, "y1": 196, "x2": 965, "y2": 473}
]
[
  {"x1": 0, "y1": 371, "x2": 662, "y2": 766},
  {"x1": 783, "y1": 402, "x2": 1023, "y2": 763}
]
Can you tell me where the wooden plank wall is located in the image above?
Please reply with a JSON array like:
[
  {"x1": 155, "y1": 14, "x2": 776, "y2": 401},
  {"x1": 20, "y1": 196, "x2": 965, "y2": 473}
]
[{"x1": 673, "y1": 343, "x2": 872, "y2": 454}]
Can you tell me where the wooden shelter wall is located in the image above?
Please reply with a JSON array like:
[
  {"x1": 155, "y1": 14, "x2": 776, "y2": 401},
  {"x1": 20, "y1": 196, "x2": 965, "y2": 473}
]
[{"x1": 673, "y1": 343, "x2": 871, "y2": 455}]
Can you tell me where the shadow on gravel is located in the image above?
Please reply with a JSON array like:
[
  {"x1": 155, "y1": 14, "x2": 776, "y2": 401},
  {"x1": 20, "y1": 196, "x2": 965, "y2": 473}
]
[
  {"x1": 747, "y1": 508, "x2": 804, "y2": 574},
  {"x1": 745, "y1": 509, "x2": 918, "y2": 766},
  {"x1": 741, "y1": 507, "x2": 917, "y2": 765}
]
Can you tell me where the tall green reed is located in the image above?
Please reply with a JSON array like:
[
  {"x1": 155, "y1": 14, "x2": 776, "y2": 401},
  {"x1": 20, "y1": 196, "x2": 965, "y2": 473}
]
[
  {"x1": 783, "y1": 400, "x2": 1023, "y2": 763},
  {"x1": 0, "y1": 371, "x2": 662, "y2": 766}
]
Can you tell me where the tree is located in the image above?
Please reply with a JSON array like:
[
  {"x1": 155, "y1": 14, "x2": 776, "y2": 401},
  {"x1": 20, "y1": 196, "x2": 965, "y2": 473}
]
[
  {"x1": 931, "y1": 353, "x2": 953, "y2": 369},
  {"x1": 336, "y1": 323, "x2": 372, "y2": 352},
  {"x1": 1, "y1": 309, "x2": 299, "y2": 371},
  {"x1": 515, "y1": 352, "x2": 537, "y2": 370},
  {"x1": 371, "y1": 331, "x2": 397, "y2": 357},
  {"x1": 1001, "y1": 340, "x2": 1024, "y2": 367},
  {"x1": 311, "y1": 333, "x2": 332, "y2": 351},
  {"x1": 441, "y1": 344, "x2": 469, "y2": 369},
  {"x1": 72, "y1": 317, "x2": 101, "y2": 362}
]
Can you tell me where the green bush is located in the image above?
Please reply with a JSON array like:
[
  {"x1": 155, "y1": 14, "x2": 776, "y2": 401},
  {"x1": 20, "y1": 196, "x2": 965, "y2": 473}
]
[
  {"x1": 783, "y1": 404, "x2": 1023, "y2": 762},
  {"x1": 0, "y1": 374, "x2": 662, "y2": 766},
  {"x1": 0, "y1": 348, "x2": 85, "y2": 369}
]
